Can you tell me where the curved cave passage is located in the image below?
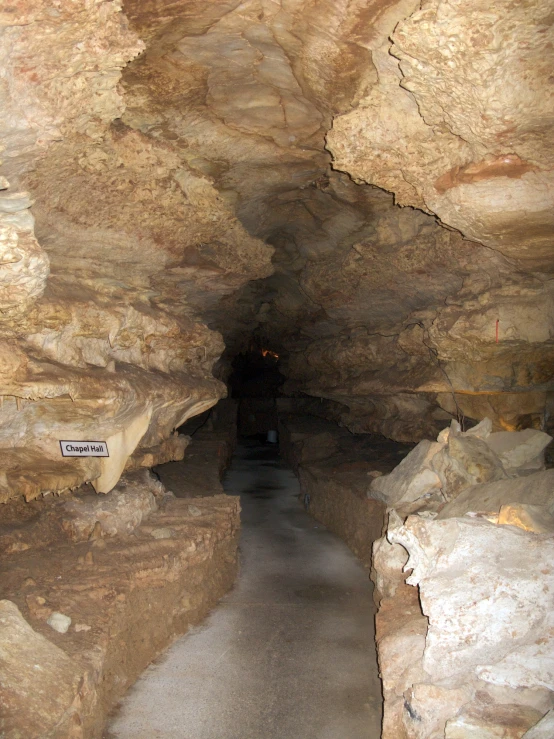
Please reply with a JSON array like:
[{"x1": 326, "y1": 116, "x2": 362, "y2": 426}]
[{"x1": 1, "y1": 1, "x2": 554, "y2": 738}]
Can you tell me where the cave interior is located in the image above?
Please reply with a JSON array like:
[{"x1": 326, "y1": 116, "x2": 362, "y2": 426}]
[{"x1": 1, "y1": 1, "x2": 554, "y2": 737}]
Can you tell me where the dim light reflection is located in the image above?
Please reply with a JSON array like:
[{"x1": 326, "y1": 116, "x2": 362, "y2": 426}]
[{"x1": 261, "y1": 348, "x2": 279, "y2": 359}]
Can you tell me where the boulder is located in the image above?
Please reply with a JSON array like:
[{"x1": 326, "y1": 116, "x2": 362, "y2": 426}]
[
  {"x1": 438, "y1": 417, "x2": 493, "y2": 444},
  {"x1": 431, "y1": 434, "x2": 507, "y2": 501},
  {"x1": 369, "y1": 421, "x2": 511, "y2": 511},
  {"x1": 371, "y1": 535, "x2": 409, "y2": 603},
  {"x1": 445, "y1": 701, "x2": 544, "y2": 739},
  {"x1": 376, "y1": 509, "x2": 554, "y2": 738},
  {"x1": 463, "y1": 417, "x2": 493, "y2": 440},
  {"x1": 523, "y1": 708, "x2": 554, "y2": 738},
  {"x1": 404, "y1": 683, "x2": 474, "y2": 739},
  {"x1": 437, "y1": 419, "x2": 462, "y2": 444},
  {"x1": 368, "y1": 439, "x2": 444, "y2": 506},
  {"x1": 61, "y1": 470, "x2": 160, "y2": 541},
  {"x1": 498, "y1": 503, "x2": 554, "y2": 534},
  {"x1": 484, "y1": 429, "x2": 552, "y2": 475},
  {"x1": 0, "y1": 600, "x2": 86, "y2": 738},
  {"x1": 388, "y1": 517, "x2": 554, "y2": 692},
  {"x1": 437, "y1": 469, "x2": 554, "y2": 520}
]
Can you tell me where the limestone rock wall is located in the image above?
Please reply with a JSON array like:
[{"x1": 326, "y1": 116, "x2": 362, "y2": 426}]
[
  {"x1": 0, "y1": 1, "x2": 273, "y2": 500},
  {"x1": 328, "y1": 0, "x2": 554, "y2": 268},
  {"x1": 0, "y1": 482, "x2": 241, "y2": 738},
  {"x1": 370, "y1": 422, "x2": 554, "y2": 738},
  {"x1": 280, "y1": 0, "x2": 554, "y2": 439},
  {"x1": 1, "y1": 0, "x2": 553, "y2": 487},
  {"x1": 377, "y1": 513, "x2": 554, "y2": 739}
]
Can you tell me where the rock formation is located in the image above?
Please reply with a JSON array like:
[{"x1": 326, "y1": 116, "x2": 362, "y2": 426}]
[
  {"x1": 1, "y1": 0, "x2": 553, "y2": 736},
  {"x1": 371, "y1": 422, "x2": 554, "y2": 738},
  {"x1": 2, "y1": 0, "x2": 553, "y2": 494},
  {"x1": 0, "y1": 1, "x2": 273, "y2": 500}
]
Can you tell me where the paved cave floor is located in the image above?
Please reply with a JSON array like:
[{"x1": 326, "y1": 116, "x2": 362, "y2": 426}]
[{"x1": 107, "y1": 441, "x2": 382, "y2": 738}]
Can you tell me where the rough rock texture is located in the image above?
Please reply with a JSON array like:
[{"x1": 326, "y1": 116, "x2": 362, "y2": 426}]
[
  {"x1": 154, "y1": 398, "x2": 238, "y2": 498},
  {"x1": 1, "y1": 1, "x2": 554, "y2": 734},
  {"x1": 0, "y1": 2, "x2": 273, "y2": 500},
  {"x1": 61, "y1": 470, "x2": 160, "y2": 541},
  {"x1": 0, "y1": 469, "x2": 163, "y2": 556},
  {"x1": 0, "y1": 485, "x2": 240, "y2": 738},
  {"x1": 0, "y1": 599, "x2": 86, "y2": 739},
  {"x1": 383, "y1": 516, "x2": 554, "y2": 738},
  {"x1": 437, "y1": 469, "x2": 554, "y2": 521},
  {"x1": 369, "y1": 439, "x2": 444, "y2": 507},
  {"x1": 319, "y1": 0, "x2": 554, "y2": 439},
  {"x1": 1, "y1": 0, "x2": 553, "y2": 494},
  {"x1": 485, "y1": 429, "x2": 552, "y2": 475},
  {"x1": 328, "y1": 0, "x2": 554, "y2": 264},
  {"x1": 115, "y1": 0, "x2": 552, "y2": 443},
  {"x1": 370, "y1": 423, "x2": 554, "y2": 739},
  {"x1": 523, "y1": 708, "x2": 554, "y2": 739},
  {"x1": 368, "y1": 418, "x2": 551, "y2": 516},
  {"x1": 391, "y1": 518, "x2": 554, "y2": 691}
]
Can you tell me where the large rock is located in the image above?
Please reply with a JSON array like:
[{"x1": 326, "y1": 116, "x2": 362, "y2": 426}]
[
  {"x1": 484, "y1": 429, "x2": 552, "y2": 475},
  {"x1": 390, "y1": 517, "x2": 554, "y2": 689},
  {"x1": 382, "y1": 515, "x2": 554, "y2": 737},
  {"x1": 431, "y1": 434, "x2": 507, "y2": 501},
  {"x1": 0, "y1": 600, "x2": 86, "y2": 738},
  {"x1": 369, "y1": 422, "x2": 513, "y2": 512},
  {"x1": 438, "y1": 469, "x2": 554, "y2": 520},
  {"x1": 328, "y1": 0, "x2": 554, "y2": 265},
  {"x1": 523, "y1": 708, "x2": 554, "y2": 738},
  {"x1": 368, "y1": 439, "x2": 444, "y2": 506},
  {"x1": 445, "y1": 701, "x2": 544, "y2": 739},
  {"x1": 498, "y1": 503, "x2": 554, "y2": 535},
  {"x1": 61, "y1": 470, "x2": 161, "y2": 541},
  {"x1": 372, "y1": 533, "x2": 410, "y2": 603}
]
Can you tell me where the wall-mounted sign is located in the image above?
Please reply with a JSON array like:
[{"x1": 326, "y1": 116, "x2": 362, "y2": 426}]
[{"x1": 60, "y1": 441, "x2": 109, "y2": 457}]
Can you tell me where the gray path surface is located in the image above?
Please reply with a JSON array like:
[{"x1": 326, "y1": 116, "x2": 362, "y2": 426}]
[{"x1": 108, "y1": 442, "x2": 382, "y2": 739}]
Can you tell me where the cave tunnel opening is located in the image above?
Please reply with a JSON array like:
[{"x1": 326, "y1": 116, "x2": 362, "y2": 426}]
[
  {"x1": 1, "y1": 0, "x2": 554, "y2": 737},
  {"x1": 228, "y1": 341, "x2": 286, "y2": 440}
]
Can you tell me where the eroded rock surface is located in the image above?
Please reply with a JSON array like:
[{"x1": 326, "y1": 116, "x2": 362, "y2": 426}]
[
  {"x1": 0, "y1": 3, "x2": 272, "y2": 499},
  {"x1": 0, "y1": 481, "x2": 240, "y2": 738},
  {"x1": 0, "y1": 599, "x2": 85, "y2": 739},
  {"x1": 370, "y1": 421, "x2": 554, "y2": 738},
  {"x1": 1, "y1": 1, "x2": 553, "y2": 736},
  {"x1": 2, "y1": 0, "x2": 553, "y2": 495}
]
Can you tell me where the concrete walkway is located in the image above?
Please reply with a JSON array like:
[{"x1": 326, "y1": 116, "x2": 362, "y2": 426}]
[{"x1": 108, "y1": 442, "x2": 382, "y2": 738}]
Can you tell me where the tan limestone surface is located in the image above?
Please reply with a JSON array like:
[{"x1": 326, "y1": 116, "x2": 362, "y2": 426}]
[
  {"x1": 0, "y1": 2, "x2": 273, "y2": 499},
  {"x1": 370, "y1": 422, "x2": 554, "y2": 739},
  {"x1": 2, "y1": 0, "x2": 554, "y2": 490},
  {"x1": 0, "y1": 472, "x2": 240, "y2": 738}
]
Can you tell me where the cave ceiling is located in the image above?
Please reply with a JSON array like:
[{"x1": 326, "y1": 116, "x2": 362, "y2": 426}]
[{"x1": 0, "y1": 0, "x2": 553, "y2": 499}]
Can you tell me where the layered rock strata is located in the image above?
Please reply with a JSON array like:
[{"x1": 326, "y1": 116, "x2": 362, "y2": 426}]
[
  {"x1": 320, "y1": 0, "x2": 554, "y2": 438},
  {"x1": 286, "y1": 413, "x2": 554, "y2": 737},
  {"x1": 2, "y1": 0, "x2": 553, "y2": 494},
  {"x1": 0, "y1": 471, "x2": 240, "y2": 738},
  {"x1": 0, "y1": 2, "x2": 272, "y2": 499},
  {"x1": 154, "y1": 398, "x2": 239, "y2": 498},
  {"x1": 116, "y1": 0, "x2": 552, "y2": 442}
]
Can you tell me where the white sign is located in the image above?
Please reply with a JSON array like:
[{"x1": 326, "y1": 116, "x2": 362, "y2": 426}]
[{"x1": 60, "y1": 440, "x2": 109, "y2": 457}]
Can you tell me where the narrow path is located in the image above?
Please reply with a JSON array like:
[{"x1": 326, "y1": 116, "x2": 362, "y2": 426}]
[{"x1": 108, "y1": 442, "x2": 382, "y2": 738}]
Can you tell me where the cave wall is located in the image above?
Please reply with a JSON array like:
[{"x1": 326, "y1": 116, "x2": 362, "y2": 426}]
[
  {"x1": 121, "y1": 0, "x2": 554, "y2": 442},
  {"x1": 0, "y1": 1, "x2": 272, "y2": 501},
  {"x1": 1, "y1": 0, "x2": 553, "y2": 500}
]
